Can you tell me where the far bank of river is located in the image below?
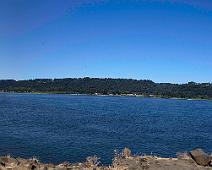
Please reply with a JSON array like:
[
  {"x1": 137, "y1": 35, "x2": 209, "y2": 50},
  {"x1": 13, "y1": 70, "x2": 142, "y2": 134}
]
[{"x1": 0, "y1": 91, "x2": 211, "y2": 101}]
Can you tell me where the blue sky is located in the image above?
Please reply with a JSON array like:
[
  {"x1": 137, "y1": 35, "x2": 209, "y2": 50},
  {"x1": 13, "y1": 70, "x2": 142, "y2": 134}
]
[{"x1": 0, "y1": 0, "x2": 212, "y2": 83}]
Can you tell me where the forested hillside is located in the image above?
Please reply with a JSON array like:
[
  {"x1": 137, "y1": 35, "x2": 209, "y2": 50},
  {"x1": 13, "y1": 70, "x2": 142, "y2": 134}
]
[{"x1": 0, "y1": 78, "x2": 211, "y2": 99}]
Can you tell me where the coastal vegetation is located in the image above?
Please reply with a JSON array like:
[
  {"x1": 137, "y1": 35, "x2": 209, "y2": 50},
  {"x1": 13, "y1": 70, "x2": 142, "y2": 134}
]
[
  {"x1": 0, "y1": 148, "x2": 211, "y2": 169},
  {"x1": 0, "y1": 77, "x2": 212, "y2": 99}
]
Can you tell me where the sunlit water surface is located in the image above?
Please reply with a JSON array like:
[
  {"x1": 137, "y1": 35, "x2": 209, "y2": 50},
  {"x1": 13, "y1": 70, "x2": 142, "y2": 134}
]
[{"x1": 0, "y1": 93, "x2": 211, "y2": 164}]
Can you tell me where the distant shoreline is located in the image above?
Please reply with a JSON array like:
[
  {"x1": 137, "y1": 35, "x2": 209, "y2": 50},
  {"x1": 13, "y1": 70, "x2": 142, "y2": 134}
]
[
  {"x1": 1, "y1": 91, "x2": 211, "y2": 101},
  {"x1": 1, "y1": 78, "x2": 211, "y2": 100}
]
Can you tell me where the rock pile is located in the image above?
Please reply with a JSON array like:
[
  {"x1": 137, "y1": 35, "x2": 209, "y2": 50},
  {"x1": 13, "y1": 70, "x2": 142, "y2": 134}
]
[{"x1": 0, "y1": 148, "x2": 211, "y2": 170}]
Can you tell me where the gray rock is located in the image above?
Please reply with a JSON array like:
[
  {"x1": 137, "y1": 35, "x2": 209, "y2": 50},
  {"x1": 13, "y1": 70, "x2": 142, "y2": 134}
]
[{"x1": 190, "y1": 148, "x2": 211, "y2": 166}]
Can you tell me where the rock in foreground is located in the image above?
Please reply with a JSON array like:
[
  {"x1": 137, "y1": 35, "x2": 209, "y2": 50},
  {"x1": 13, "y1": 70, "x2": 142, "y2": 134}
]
[
  {"x1": 0, "y1": 149, "x2": 212, "y2": 170},
  {"x1": 190, "y1": 148, "x2": 211, "y2": 166}
]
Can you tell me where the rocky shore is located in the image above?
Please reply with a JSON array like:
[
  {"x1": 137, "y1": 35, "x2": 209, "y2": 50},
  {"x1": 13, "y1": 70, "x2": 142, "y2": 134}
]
[{"x1": 0, "y1": 148, "x2": 211, "y2": 170}]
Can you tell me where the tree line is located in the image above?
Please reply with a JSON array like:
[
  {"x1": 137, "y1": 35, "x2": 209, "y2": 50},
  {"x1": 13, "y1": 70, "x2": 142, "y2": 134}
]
[{"x1": 0, "y1": 77, "x2": 211, "y2": 99}]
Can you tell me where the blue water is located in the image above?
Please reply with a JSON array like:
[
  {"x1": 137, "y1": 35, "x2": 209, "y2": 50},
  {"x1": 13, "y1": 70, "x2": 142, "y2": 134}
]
[{"x1": 0, "y1": 93, "x2": 212, "y2": 164}]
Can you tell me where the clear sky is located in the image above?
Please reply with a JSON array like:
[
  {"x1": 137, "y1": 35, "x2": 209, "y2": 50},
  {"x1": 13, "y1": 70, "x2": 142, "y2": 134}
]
[{"x1": 0, "y1": 0, "x2": 212, "y2": 83}]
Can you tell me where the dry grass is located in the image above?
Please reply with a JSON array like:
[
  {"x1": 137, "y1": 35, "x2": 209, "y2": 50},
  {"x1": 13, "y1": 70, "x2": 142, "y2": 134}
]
[
  {"x1": 85, "y1": 156, "x2": 100, "y2": 168},
  {"x1": 123, "y1": 148, "x2": 131, "y2": 158}
]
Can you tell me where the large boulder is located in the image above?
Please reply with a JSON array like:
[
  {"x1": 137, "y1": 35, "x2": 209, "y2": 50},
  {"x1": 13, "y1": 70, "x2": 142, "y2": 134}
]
[{"x1": 190, "y1": 148, "x2": 211, "y2": 166}]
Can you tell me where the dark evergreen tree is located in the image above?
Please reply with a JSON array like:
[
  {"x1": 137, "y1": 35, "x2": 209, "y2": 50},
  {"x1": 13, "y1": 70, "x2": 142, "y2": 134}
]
[{"x1": 0, "y1": 78, "x2": 211, "y2": 99}]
